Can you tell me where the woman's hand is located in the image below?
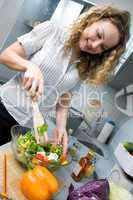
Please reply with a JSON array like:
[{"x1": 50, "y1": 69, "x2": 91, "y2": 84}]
[
  {"x1": 22, "y1": 63, "x2": 44, "y2": 100},
  {"x1": 53, "y1": 127, "x2": 68, "y2": 157},
  {"x1": 54, "y1": 93, "x2": 71, "y2": 157}
]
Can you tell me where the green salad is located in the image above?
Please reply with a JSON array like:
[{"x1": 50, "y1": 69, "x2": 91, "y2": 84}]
[{"x1": 16, "y1": 127, "x2": 63, "y2": 169}]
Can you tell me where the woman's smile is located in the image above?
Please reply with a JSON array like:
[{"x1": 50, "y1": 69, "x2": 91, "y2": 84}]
[{"x1": 80, "y1": 39, "x2": 96, "y2": 54}]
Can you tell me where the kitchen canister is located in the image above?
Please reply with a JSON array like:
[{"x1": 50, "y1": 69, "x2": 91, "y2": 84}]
[
  {"x1": 81, "y1": 99, "x2": 104, "y2": 137},
  {"x1": 97, "y1": 120, "x2": 115, "y2": 143},
  {"x1": 82, "y1": 99, "x2": 102, "y2": 125}
]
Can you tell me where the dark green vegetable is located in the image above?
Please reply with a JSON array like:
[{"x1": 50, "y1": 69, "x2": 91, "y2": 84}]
[
  {"x1": 55, "y1": 145, "x2": 63, "y2": 157},
  {"x1": 26, "y1": 142, "x2": 38, "y2": 155},
  {"x1": 123, "y1": 142, "x2": 133, "y2": 152},
  {"x1": 37, "y1": 146, "x2": 45, "y2": 152},
  {"x1": 43, "y1": 143, "x2": 52, "y2": 153}
]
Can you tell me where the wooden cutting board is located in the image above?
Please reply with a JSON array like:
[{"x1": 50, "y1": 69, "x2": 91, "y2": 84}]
[{"x1": 0, "y1": 150, "x2": 27, "y2": 200}]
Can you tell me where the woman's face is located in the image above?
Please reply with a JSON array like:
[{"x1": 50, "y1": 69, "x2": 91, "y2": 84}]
[{"x1": 79, "y1": 19, "x2": 120, "y2": 54}]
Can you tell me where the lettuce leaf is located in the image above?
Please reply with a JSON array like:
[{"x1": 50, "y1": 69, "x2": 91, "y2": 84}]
[{"x1": 37, "y1": 124, "x2": 48, "y2": 136}]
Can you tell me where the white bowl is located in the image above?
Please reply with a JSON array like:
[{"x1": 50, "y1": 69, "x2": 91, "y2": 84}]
[{"x1": 115, "y1": 143, "x2": 133, "y2": 177}]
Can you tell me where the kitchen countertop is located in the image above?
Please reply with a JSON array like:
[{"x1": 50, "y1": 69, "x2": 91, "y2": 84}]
[
  {"x1": 0, "y1": 118, "x2": 116, "y2": 200},
  {"x1": 0, "y1": 141, "x2": 116, "y2": 200}
]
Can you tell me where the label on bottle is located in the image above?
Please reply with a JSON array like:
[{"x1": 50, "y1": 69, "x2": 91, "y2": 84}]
[{"x1": 73, "y1": 163, "x2": 82, "y2": 176}]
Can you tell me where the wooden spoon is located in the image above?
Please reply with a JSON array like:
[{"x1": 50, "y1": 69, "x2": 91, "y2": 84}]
[{"x1": 32, "y1": 100, "x2": 48, "y2": 144}]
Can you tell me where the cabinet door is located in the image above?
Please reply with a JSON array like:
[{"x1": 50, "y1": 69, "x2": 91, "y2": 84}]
[{"x1": 109, "y1": 52, "x2": 133, "y2": 90}]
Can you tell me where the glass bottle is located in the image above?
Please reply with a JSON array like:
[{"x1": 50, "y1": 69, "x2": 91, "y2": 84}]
[{"x1": 71, "y1": 151, "x2": 94, "y2": 182}]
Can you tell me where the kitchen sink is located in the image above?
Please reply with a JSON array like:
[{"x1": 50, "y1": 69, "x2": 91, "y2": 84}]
[
  {"x1": 66, "y1": 107, "x2": 109, "y2": 159},
  {"x1": 77, "y1": 140, "x2": 104, "y2": 157},
  {"x1": 71, "y1": 128, "x2": 109, "y2": 159}
]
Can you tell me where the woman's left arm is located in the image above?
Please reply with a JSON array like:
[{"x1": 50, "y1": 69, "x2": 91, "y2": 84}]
[{"x1": 54, "y1": 92, "x2": 72, "y2": 157}]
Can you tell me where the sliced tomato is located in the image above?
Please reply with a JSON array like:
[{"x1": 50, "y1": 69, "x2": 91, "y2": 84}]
[{"x1": 35, "y1": 153, "x2": 48, "y2": 162}]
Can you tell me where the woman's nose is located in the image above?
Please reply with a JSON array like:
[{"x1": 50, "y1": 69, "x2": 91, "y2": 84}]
[{"x1": 87, "y1": 40, "x2": 93, "y2": 49}]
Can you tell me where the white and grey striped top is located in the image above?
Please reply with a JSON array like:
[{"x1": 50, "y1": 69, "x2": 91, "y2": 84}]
[{"x1": 0, "y1": 20, "x2": 82, "y2": 127}]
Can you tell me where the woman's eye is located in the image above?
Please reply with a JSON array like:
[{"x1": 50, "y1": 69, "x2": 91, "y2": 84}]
[{"x1": 97, "y1": 30, "x2": 102, "y2": 39}]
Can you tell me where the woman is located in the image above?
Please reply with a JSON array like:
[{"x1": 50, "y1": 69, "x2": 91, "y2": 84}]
[{"x1": 0, "y1": 5, "x2": 130, "y2": 156}]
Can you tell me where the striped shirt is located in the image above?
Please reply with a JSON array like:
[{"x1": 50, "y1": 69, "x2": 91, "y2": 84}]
[{"x1": 0, "y1": 20, "x2": 81, "y2": 127}]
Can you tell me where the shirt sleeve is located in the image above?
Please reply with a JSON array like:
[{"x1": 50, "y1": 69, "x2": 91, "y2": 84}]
[
  {"x1": 17, "y1": 20, "x2": 54, "y2": 58},
  {"x1": 69, "y1": 81, "x2": 81, "y2": 95}
]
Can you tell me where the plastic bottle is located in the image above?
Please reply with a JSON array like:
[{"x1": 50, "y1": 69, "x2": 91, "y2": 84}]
[{"x1": 97, "y1": 120, "x2": 115, "y2": 143}]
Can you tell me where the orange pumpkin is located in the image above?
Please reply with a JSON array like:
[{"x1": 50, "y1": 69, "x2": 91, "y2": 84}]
[
  {"x1": 33, "y1": 166, "x2": 59, "y2": 194},
  {"x1": 20, "y1": 166, "x2": 59, "y2": 200}
]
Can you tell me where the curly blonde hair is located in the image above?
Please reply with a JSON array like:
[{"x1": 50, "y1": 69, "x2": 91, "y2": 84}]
[{"x1": 64, "y1": 5, "x2": 130, "y2": 85}]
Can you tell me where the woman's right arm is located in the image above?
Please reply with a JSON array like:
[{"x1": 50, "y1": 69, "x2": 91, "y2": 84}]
[
  {"x1": 0, "y1": 21, "x2": 54, "y2": 99},
  {"x1": 0, "y1": 41, "x2": 44, "y2": 99},
  {"x1": 0, "y1": 41, "x2": 35, "y2": 72}
]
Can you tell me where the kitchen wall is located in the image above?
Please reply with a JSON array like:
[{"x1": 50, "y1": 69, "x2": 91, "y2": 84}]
[
  {"x1": 0, "y1": 0, "x2": 4, "y2": 9},
  {"x1": 0, "y1": 0, "x2": 24, "y2": 51},
  {"x1": 0, "y1": 0, "x2": 59, "y2": 82},
  {"x1": 109, "y1": 52, "x2": 133, "y2": 91},
  {"x1": 85, "y1": 0, "x2": 133, "y2": 30}
]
